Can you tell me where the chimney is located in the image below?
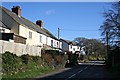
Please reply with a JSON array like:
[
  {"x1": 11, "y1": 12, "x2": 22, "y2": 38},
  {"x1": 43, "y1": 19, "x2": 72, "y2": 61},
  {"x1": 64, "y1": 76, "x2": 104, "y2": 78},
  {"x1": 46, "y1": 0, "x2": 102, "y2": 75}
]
[
  {"x1": 12, "y1": 6, "x2": 21, "y2": 16},
  {"x1": 36, "y1": 20, "x2": 43, "y2": 28}
]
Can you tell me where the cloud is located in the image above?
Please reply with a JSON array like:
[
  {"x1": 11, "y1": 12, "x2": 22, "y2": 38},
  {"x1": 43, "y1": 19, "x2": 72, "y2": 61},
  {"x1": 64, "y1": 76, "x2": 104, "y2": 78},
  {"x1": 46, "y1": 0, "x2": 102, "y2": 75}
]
[{"x1": 45, "y1": 10, "x2": 55, "y2": 15}]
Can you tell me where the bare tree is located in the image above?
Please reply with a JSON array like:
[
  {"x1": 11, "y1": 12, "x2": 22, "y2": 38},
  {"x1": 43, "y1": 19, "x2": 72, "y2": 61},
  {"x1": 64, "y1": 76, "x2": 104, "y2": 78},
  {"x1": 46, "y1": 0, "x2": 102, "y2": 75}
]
[{"x1": 100, "y1": 2, "x2": 120, "y2": 46}]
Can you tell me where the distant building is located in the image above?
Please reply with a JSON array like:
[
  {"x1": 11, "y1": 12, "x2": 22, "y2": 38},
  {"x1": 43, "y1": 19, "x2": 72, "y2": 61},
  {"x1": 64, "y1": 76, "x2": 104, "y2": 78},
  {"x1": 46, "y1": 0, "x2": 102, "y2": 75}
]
[
  {"x1": 60, "y1": 39, "x2": 80, "y2": 54},
  {"x1": 80, "y1": 46, "x2": 86, "y2": 55}
]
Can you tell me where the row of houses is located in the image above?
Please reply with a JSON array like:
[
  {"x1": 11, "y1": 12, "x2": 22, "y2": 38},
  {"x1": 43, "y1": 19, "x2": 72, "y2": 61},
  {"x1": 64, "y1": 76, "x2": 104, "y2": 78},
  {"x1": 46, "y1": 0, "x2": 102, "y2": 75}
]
[{"x1": 0, "y1": 6, "x2": 80, "y2": 55}]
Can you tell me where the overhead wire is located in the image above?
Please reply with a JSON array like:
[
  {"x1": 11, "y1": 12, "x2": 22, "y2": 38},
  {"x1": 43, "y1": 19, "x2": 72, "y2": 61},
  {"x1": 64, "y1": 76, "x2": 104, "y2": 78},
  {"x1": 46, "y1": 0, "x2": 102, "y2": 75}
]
[{"x1": 60, "y1": 28, "x2": 99, "y2": 32}]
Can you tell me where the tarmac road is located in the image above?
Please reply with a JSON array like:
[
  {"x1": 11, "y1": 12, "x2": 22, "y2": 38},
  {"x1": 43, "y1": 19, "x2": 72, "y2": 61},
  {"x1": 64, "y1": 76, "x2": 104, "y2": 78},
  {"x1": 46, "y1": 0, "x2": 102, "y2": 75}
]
[{"x1": 35, "y1": 61, "x2": 119, "y2": 80}]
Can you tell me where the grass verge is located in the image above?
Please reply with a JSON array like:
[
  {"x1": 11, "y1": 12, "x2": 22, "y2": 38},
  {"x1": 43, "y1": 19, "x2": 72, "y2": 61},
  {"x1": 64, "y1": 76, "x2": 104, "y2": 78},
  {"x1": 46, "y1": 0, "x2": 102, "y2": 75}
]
[{"x1": 2, "y1": 66, "x2": 53, "y2": 80}]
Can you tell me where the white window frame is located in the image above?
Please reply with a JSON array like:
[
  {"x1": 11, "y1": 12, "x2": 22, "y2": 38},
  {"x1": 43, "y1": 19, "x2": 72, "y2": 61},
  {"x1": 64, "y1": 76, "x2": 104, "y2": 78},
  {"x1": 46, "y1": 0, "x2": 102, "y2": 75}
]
[
  {"x1": 29, "y1": 31, "x2": 32, "y2": 39},
  {"x1": 40, "y1": 35, "x2": 42, "y2": 43}
]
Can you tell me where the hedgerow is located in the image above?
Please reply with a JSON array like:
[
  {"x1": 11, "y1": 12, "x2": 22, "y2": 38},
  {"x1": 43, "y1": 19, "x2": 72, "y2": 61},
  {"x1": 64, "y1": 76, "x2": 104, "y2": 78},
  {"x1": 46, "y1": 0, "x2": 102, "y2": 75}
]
[
  {"x1": 2, "y1": 50, "x2": 67, "y2": 76},
  {"x1": 2, "y1": 51, "x2": 22, "y2": 74}
]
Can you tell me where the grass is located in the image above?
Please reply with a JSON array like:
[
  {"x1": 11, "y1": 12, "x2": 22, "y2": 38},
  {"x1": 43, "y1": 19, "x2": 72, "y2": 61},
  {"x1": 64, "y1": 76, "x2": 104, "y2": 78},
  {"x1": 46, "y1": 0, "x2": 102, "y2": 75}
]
[
  {"x1": 2, "y1": 60, "x2": 54, "y2": 79},
  {"x1": 2, "y1": 66, "x2": 53, "y2": 80},
  {"x1": 2, "y1": 63, "x2": 65, "y2": 80}
]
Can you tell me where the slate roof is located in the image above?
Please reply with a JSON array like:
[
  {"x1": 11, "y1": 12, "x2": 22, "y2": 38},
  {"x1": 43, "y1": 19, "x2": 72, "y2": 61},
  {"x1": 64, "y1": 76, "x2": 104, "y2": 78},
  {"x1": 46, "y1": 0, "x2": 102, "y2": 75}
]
[
  {"x1": 60, "y1": 39, "x2": 79, "y2": 46},
  {"x1": 0, "y1": 6, "x2": 58, "y2": 40},
  {"x1": 0, "y1": 20, "x2": 10, "y2": 29}
]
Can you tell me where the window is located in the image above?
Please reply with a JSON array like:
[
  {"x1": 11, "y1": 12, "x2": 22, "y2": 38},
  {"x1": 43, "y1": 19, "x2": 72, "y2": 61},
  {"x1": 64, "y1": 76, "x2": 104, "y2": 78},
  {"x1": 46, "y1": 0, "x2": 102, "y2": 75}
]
[
  {"x1": 73, "y1": 48, "x2": 75, "y2": 51},
  {"x1": 77, "y1": 46, "x2": 79, "y2": 49},
  {"x1": 40, "y1": 35, "x2": 42, "y2": 42},
  {"x1": 70, "y1": 45, "x2": 72, "y2": 49},
  {"x1": 57, "y1": 42, "x2": 59, "y2": 48},
  {"x1": 29, "y1": 31, "x2": 32, "y2": 39},
  {"x1": 51, "y1": 40, "x2": 53, "y2": 47}
]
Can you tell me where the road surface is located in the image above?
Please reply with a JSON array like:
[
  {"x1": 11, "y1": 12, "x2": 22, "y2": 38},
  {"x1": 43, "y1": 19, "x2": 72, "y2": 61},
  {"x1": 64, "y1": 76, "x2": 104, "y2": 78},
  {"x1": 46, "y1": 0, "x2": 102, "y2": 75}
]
[{"x1": 35, "y1": 61, "x2": 119, "y2": 80}]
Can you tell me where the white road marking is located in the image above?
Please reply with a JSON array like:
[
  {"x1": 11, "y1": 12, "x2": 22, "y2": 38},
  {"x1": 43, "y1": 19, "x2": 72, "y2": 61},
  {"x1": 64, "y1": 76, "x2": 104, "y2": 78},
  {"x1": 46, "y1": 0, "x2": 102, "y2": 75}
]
[{"x1": 65, "y1": 66, "x2": 88, "y2": 80}]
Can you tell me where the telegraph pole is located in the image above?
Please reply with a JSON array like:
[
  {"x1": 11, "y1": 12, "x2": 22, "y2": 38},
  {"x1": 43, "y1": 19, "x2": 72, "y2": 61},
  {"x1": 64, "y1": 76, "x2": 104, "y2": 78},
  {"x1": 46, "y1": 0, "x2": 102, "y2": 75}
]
[
  {"x1": 58, "y1": 28, "x2": 60, "y2": 49},
  {"x1": 106, "y1": 31, "x2": 109, "y2": 60},
  {"x1": 58, "y1": 28, "x2": 60, "y2": 39}
]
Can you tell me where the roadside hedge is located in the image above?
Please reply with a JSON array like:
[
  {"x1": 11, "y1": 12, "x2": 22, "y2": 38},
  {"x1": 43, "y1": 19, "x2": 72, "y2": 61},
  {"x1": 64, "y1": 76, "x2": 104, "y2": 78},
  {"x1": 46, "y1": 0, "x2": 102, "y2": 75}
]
[
  {"x1": 2, "y1": 51, "x2": 22, "y2": 74},
  {"x1": 41, "y1": 50, "x2": 67, "y2": 68},
  {"x1": 2, "y1": 50, "x2": 67, "y2": 76}
]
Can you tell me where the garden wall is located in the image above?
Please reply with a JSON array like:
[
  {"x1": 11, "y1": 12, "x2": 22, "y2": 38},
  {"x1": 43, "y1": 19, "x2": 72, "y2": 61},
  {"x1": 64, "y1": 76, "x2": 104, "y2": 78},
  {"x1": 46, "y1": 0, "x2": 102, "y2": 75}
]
[{"x1": 0, "y1": 40, "x2": 41, "y2": 56}]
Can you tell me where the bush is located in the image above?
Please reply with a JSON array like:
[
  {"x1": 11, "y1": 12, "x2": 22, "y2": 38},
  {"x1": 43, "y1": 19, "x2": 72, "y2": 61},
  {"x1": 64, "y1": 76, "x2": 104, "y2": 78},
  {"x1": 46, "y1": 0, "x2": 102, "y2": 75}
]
[
  {"x1": 42, "y1": 53, "x2": 53, "y2": 66},
  {"x1": 2, "y1": 51, "x2": 22, "y2": 74},
  {"x1": 20, "y1": 54, "x2": 30, "y2": 64},
  {"x1": 2, "y1": 50, "x2": 67, "y2": 76},
  {"x1": 55, "y1": 55, "x2": 62, "y2": 64},
  {"x1": 32, "y1": 56, "x2": 40, "y2": 63},
  {"x1": 42, "y1": 50, "x2": 67, "y2": 68},
  {"x1": 79, "y1": 54, "x2": 84, "y2": 60}
]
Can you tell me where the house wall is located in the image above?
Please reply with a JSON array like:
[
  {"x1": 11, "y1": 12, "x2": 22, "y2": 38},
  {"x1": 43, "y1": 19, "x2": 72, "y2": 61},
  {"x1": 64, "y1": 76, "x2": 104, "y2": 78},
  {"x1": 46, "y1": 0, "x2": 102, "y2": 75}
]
[
  {"x1": 60, "y1": 42, "x2": 62, "y2": 49},
  {"x1": 76, "y1": 46, "x2": 80, "y2": 51},
  {"x1": 54, "y1": 40, "x2": 58, "y2": 48},
  {"x1": 46, "y1": 37, "x2": 61, "y2": 49},
  {"x1": 19, "y1": 25, "x2": 42, "y2": 46},
  {"x1": 69, "y1": 45, "x2": 80, "y2": 53},
  {"x1": 47, "y1": 37, "x2": 54, "y2": 47},
  {"x1": 2, "y1": 10, "x2": 19, "y2": 34},
  {"x1": 40, "y1": 33, "x2": 47, "y2": 45},
  {"x1": 0, "y1": 27, "x2": 10, "y2": 33},
  {"x1": 4, "y1": 28, "x2": 10, "y2": 33},
  {"x1": 54, "y1": 40, "x2": 62, "y2": 49},
  {"x1": 61, "y1": 41, "x2": 69, "y2": 51},
  {"x1": 35, "y1": 32, "x2": 43, "y2": 47},
  {"x1": 55, "y1": 40, "x2": 60, "y2": 49}
]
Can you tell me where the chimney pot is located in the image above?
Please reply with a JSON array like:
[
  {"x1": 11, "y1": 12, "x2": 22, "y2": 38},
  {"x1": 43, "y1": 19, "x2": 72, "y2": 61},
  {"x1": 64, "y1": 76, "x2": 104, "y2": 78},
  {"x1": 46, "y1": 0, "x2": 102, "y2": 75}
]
[
  {"x1": 36, "y1": 20, "x2": 43, "y2": 28},
  {"x1": 12, "y1": 6, "x2": 21, "y2": 16}
]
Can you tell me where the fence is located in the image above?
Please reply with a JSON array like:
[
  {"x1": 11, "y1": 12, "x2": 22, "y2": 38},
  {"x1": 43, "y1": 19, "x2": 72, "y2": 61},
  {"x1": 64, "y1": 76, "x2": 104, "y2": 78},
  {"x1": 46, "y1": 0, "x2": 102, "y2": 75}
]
[{"x1": 0, "y1": 40, "x2": 41, "y2": 56}]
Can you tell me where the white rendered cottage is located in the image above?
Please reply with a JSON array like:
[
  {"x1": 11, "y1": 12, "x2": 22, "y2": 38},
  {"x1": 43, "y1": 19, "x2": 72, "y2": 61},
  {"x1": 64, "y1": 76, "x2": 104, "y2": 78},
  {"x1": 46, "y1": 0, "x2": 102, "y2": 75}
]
[{"x1": 0, "y1": 6, "x2": 62, "y2": 50}]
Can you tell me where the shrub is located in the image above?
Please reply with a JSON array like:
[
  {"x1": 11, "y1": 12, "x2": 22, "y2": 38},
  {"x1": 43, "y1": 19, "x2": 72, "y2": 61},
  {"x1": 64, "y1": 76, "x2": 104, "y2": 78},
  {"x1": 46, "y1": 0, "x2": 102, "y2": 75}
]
[
  {"x1": 42, "y1": 53, "x2": 52, "y2": 65},
  {"x1": 2, "y1": 50, "x2": 67, "y2": 76},
  {"x1": 42, "y1": 50, "x2": 67, "y2": 68},
  {"x1": 2, "y1": 51, "x2": 22, "y2": 73},
  {"x1": 79, "y1": 54, "x2": 84, "y2": 60},
  {"x1": 45, "y1": 50, "x2": 63, "y2": 57},
  {"x1": 20, "y1": 54, "x2": 29, "y2": 64},
  {"x1": 55, "y1": 55, "x2": 62, "y2": 64}
]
